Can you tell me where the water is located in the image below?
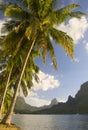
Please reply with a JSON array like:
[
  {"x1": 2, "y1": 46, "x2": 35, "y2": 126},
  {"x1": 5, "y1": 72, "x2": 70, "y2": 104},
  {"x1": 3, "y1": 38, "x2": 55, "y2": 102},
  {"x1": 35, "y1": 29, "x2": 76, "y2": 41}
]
[{"x1": 12, "y1": 114, "x2": 88, "y2": 130}]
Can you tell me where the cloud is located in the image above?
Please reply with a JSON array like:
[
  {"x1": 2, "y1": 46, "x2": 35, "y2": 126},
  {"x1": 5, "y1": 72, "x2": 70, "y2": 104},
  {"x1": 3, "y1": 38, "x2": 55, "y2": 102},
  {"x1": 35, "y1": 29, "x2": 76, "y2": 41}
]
[
  {"x1": 83, "y1": 40, "x2": 87, "y2": 44},
  {"x1": 50, "y1": 62, "x2": 53, "y2": 66},
  {"x1": 25, "y1": 97, "x2": 50, "y2": 107},
  {"x1": 74, "y1": 58, "x2": 80, "y2": 63},
  {"x1": 56, "y1": 16, "x2": 88, "y2": 43},
  {"x1": 85, "y1": 43, "x2": 88, "y2": 52},
  {"x1": 32, "y1": 70, "x2": 60, "y2": 91},
  {"x1": 28, "y1": 91, "x2": 38, "y2": 97},
  {"x1": 23, "y1": 70, "x2": 60, "y2": 107}
]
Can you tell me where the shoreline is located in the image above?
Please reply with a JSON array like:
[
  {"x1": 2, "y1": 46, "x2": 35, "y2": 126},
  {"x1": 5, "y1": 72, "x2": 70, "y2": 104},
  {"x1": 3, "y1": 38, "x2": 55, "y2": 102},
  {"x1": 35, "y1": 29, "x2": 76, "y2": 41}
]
[{"x1": 0, "y1": 123, "x2": 21, "y2": 130}]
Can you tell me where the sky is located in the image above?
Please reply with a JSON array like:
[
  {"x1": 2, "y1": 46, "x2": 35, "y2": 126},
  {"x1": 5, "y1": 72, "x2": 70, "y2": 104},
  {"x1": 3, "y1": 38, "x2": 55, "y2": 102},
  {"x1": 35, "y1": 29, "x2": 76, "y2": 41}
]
[{"x1": 0, "y1": 0, "x2": 88, "y2": 107}]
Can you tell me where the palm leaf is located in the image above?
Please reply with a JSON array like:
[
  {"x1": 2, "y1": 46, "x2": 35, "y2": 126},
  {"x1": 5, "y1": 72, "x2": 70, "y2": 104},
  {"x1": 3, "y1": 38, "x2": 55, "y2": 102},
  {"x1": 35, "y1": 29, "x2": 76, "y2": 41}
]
[
  {"x1": 2, "y1": 20, "x2": 21, "y2": 32},
  {"x1": 69, "y1": 11, "x2": 86, "y2": 18},
  {"x1": 38, "y1": 0, "x2": 53, "y2": 17},
  {"x1": 21, "y1": 80, "x2": 28, "y2": 97},
  {"x1": 4, "y1": 4, "x2": 29, "y2": 20},
  {"x1": 54, "y1": 4, "x2": 81, "y2": 24},
  {"x1": 47, "y1": 37, "x2": 57, "y2": 70},
  {"x1": 25, "y1": 26, "x2": 32, "y2": 40},
  {"x1": 50, "y1": 27, "x2": 74, "y2": 59},
  {"x1": 0, "y1": 2, "x2": 10, "y2": 12}
]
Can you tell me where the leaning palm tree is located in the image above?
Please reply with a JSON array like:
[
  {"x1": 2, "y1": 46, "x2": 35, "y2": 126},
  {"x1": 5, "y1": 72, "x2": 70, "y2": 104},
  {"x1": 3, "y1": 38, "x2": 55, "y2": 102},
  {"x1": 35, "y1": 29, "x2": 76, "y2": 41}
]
[
  {"x1": 0, "y1": 66, "x2": 13, "y2": 120},
  {"x1": 0, "y1": 35, "x2": 39, "y2": 120},
  {"x1": 0, "y1": 0, "x2": 85, "y2": 124},
  {"x1": 0, "y1": 86, "x2": 12, "y2": 118},
  {"x1": 0, "y1": 52, "x2": 39, "y2": 120}
]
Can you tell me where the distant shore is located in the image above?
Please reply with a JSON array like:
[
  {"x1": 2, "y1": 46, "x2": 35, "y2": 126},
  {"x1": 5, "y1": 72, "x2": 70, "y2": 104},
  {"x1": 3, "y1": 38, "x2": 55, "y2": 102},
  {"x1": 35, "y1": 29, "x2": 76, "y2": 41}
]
[{"x1": 0, "y1": 123, "x2": 21, "y2": 130}]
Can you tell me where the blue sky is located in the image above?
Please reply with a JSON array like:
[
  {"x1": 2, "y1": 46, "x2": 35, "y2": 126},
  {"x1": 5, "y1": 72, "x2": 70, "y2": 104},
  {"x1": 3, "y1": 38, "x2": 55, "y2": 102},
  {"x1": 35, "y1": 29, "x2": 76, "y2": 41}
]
[{"x1": 0, "y1": 0, "x2": 88, "y2": 107}]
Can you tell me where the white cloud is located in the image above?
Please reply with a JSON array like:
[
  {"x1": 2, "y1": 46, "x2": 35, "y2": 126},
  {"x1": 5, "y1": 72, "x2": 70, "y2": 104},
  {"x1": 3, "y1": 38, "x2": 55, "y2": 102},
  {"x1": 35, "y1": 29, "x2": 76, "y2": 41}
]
[
  {"x1": 50, "y1": 62, "x2": 53, "y2": 66},
  {"x1": 32, "y1": 70, "x2": 60, "y2": 91},
  {"x1": 23, "y1": 71, "x2": 60, "y2": 107},
  {"x1": 85, "y1": 43, "x2": 88, "y2": 52},
  {"x1": 21, "y1": 70, "x2": 60, "y2": 106},
  {"x1": 28, "y1": 91, "x2": 38, "y2": 97},
  {"x1": 83, "y1": 40, "x2": 87, "y2": 44},
  {"x1": 56, "y1": 16, "x2": 88, "y2": 43},
  {"x1": 74, "y1": 58, "x2": 80, "y2": 63},
  {"x1": 25, "y1": 96, "x2": 66, "y2": 107},
  {"x1": 25, "y1": 97, "x2": 50, "y2": 107}
]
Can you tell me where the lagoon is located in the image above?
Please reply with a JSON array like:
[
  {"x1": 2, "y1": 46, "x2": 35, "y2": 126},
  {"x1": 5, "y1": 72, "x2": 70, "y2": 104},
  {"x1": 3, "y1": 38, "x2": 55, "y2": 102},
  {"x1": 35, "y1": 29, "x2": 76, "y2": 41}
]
[{"x1": 12, "y1": 114, "x2": 88, "y2": 130}]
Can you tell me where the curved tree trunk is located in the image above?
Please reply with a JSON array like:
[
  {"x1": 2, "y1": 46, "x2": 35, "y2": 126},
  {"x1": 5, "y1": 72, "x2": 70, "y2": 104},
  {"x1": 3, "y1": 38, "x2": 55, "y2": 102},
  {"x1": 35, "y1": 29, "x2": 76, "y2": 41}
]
[
  {"x1": 0, "y1": 67, "x2": 13, "y2": 120},
  {"x1": 2, "y1": 36, "x2": 37, "y2": 125}
]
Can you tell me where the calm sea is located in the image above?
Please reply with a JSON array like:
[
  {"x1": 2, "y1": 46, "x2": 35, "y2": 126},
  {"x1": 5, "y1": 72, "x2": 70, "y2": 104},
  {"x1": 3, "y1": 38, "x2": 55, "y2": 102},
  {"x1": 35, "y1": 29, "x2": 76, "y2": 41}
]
[{"x1": 12, "y1": 114, "x2": 88, "y2": 130}]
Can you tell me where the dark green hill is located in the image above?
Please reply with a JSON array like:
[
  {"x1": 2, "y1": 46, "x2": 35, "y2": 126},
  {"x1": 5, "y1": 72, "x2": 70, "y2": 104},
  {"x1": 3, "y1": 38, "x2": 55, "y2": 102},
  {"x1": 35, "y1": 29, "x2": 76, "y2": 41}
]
[
  {"x1": 14, "y1": 96, "x2": 38, "y2": 114},
  {"x1": 14, "y1": 81, "x2": 88, "y2": 114}
]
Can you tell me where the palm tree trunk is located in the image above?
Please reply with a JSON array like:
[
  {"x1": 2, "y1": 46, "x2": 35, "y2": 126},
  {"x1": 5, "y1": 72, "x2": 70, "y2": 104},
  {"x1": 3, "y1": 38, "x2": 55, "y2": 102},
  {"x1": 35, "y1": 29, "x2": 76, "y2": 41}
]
[
  {"x1": 2, "y1": 35, "x2": 37, "y2": 125},
  {"x1": 0, "y1": 67, "x2": 13, "y2": 120}
]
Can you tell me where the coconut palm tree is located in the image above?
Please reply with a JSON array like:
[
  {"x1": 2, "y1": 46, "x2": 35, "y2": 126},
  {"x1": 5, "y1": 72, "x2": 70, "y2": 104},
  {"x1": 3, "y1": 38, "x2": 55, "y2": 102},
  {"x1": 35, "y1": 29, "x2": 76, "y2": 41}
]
[
  {"x1": 0, "y1": 32, "x2": 40, "y2": 120},
  {"x1": 0, "y1": 35, "x2": 39, "y2": 120},
  {"x1": 0, "y1": 66, "x2": 13, "y2": 120},
  {"x1": 0, "y1": 86, "x2": 12, "y2": 119},
  {"x1": 0, "y1": 52, "x2": 39, "y2": 120},
  {"x1": 0, "y1": 0, "x2": 85, "y2": 125}
]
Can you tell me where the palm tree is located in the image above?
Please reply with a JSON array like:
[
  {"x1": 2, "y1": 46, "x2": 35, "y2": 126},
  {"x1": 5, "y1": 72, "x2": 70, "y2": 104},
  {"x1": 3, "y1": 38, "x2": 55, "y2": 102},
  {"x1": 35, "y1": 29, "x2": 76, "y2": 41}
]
[
  {"x1": 0, "y1": 35, "x2": 39, "y2": 120},
  {"x1": 0, "y1": 0, "x2": 85, "y2": 125},
  {"x1": 0, "y1": 86, "x2": 12, "y2": 119},
  {"x1": 0, "y1": 66, "x2": 13, "y2": 120},
  {"x1": 0, "y1": 50, "x2": 39, "y2": 120},
  {"x1": 0, "y1": 31, "x2": 40, "y2": 120}
]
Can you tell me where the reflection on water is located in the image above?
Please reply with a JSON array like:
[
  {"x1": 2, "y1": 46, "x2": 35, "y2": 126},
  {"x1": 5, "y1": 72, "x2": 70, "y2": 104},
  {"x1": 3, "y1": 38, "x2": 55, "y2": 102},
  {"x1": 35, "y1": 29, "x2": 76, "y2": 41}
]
[{"x1": 12, "y1": 115, "x2": 88, "y2": 130}]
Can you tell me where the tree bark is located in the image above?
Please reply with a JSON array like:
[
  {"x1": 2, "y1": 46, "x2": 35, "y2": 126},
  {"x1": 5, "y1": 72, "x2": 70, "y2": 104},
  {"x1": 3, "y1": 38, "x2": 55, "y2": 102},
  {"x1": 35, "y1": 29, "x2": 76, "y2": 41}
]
[
  {"x1": 0, "y1": 67, "x2": 12, "y2": 120},
  {"x1": 2, "y1": 35, "x2": 37, "y2": 125}
]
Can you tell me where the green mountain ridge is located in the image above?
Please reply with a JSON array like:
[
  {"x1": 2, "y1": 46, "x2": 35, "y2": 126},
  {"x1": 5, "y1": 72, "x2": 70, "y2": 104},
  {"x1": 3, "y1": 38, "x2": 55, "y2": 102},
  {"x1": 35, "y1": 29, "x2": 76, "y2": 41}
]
[
  {"x1": 14, "y1": 97, "x2": 58, "y2": 114},
  {"x1": 14, "y1": 81, "x2": 88, "y2": 114}
]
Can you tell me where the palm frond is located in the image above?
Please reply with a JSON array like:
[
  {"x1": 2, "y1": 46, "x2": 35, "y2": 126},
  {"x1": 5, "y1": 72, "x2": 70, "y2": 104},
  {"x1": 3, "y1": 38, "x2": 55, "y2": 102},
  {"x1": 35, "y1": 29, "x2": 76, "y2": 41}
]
[
  {"x1": 25, "y1": 26, "x2": 32, "y2": 40},
  {"x1": 25, "y1": 0, "x2": 39, "y2": 13},
  {"x1": 38, "y1": 0, "x2": 53, "y2": 17},
  {"x1": 54, "y1": 4, "x2": 82, "y2": 24},
  {"x1": 2, "y1": 30, "x2": 25, "y2": 57},
  {"x1": 33, "y1": 73, "x2": 39, "y2": 83},
  {"x1": 47, "y1": 37, "x2": 57, "y2": 70},
  {"x1": 50, "y1": 28, "x2": 74, "y2": 59},
  {"x1": 69, "y1": 11, "x2": 86, "y2": 18},
  {"x1": 21, "y1": 80, "x2": 28, "y2": 97},
  {"x1": 2, "y1": 20, "x2": 20, "y2": 32},
  {"x1": 4, "y1": 4, "x2": 30, "y2": 20},
  {"x1": 0, "y1": 2, "x2": 10, "y2": 12}
]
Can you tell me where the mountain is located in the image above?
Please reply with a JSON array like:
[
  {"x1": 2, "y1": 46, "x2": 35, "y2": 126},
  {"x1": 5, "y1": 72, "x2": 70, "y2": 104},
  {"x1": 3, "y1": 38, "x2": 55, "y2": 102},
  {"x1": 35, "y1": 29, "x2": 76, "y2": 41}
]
[
  {"x1": 33, "y1": 81, "x2": 88, "y2": 114},
  {"x1": 50, "y1": 98, "x2": 58, "y2": 106},
  {"x1": 14, "y1": 96, "x2": 38, "y2": 113},
  {"x1": 14, "y1": 97, "x2": 58, "y2": 114},
  {"x1": 14, "y1": 81, "x2": 88, "y2": 114},
  {"x1": 74, "y1": 81, "x2": 88, "y2": 113}
]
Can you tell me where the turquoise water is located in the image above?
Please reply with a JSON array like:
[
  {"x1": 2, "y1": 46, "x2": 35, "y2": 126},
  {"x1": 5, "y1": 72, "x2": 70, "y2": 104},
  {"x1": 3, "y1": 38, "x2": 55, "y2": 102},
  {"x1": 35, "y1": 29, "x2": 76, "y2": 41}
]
[{"x1": 12, "y1": 114, "x2": 88, "y2": 130}]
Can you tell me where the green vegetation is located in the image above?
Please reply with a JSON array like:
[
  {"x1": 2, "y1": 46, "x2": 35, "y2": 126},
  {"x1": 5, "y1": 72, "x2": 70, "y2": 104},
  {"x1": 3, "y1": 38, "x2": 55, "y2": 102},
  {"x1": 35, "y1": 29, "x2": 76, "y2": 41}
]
[
  {"x1": 0, "y1": 123, "x2": 21, "y2": 130},
  {"x1": 0, "y1": 0, "x2": 85, "y2": 126}
]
